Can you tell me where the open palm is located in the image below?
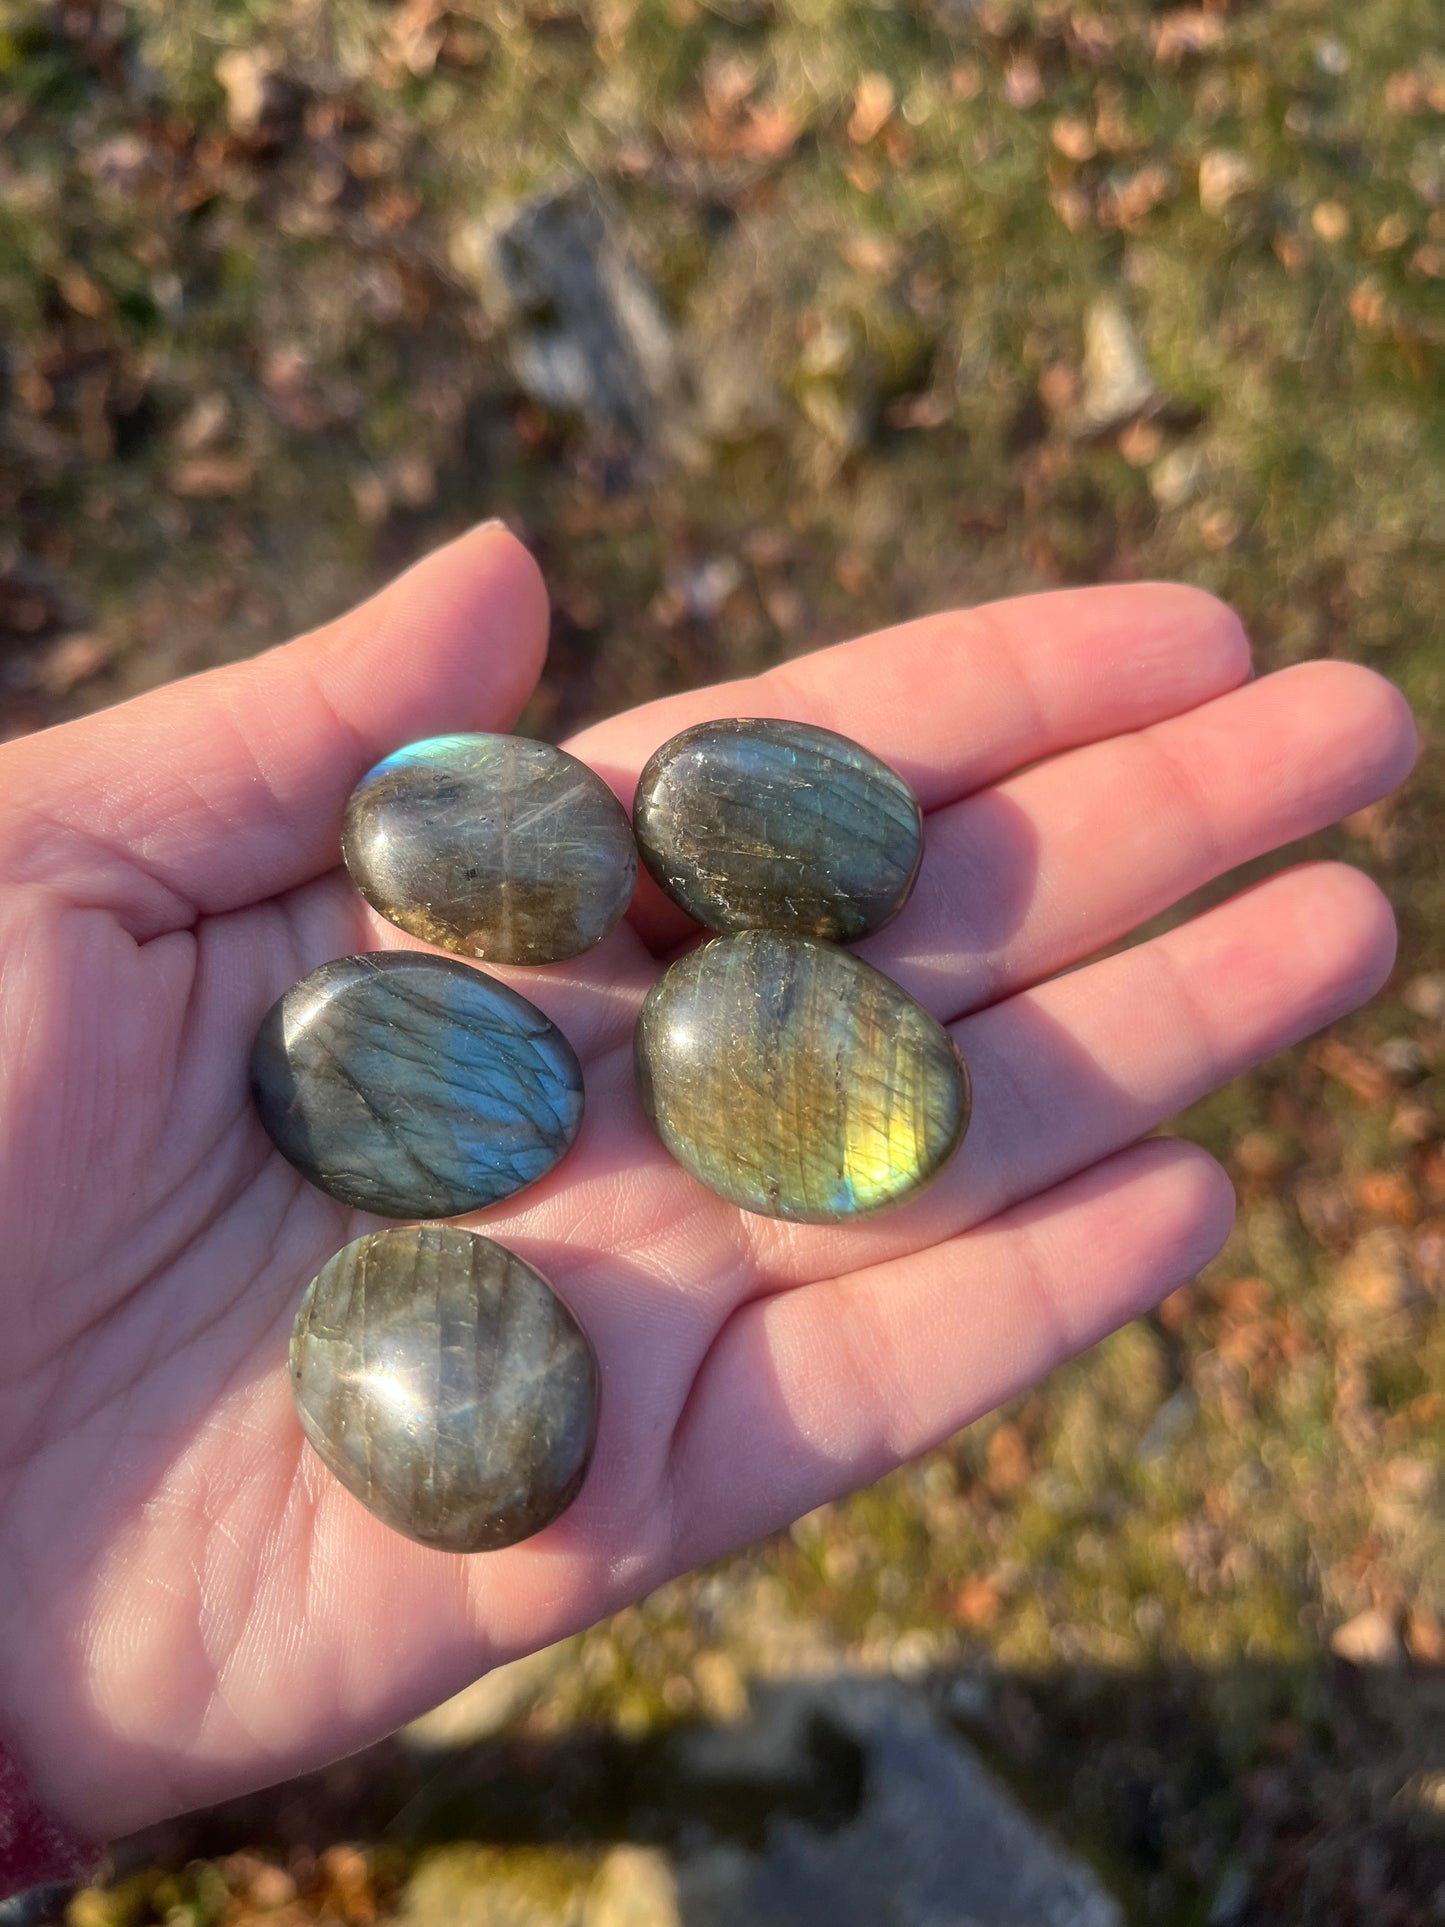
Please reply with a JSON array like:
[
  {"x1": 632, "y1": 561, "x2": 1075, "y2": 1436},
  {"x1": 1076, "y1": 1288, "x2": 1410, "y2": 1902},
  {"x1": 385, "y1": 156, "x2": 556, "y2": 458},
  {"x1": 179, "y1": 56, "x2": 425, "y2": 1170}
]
[{"x1": 0, "y1": 525, "x2": 1416, "y2": 1845}]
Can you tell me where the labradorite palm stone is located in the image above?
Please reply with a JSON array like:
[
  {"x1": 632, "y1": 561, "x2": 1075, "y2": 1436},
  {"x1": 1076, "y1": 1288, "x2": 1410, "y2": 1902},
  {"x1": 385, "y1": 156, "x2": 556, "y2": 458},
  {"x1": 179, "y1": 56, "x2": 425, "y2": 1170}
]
[
  {"x1": 636, "y1": 931, "x2": 969, "y2": 1222},
  {"x1": 343, "y1": 733, "x2": 637, "y2": 966},
  {"x1": 290, "y1": 1226, "x2": 599, "y2": 1552},
  {"x1": 633, "y1": 719, "x2": 923, "y2": 942},
  {"x1": 251, "y1": 952, "x2": 583, "y2": 1219}
]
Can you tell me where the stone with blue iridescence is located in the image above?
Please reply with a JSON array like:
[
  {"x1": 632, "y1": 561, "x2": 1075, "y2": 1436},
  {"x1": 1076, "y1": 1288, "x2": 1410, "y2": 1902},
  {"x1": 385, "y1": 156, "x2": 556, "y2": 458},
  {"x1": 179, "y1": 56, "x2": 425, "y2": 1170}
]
[
  {"x1": 635, "y1": 930, "x2": 969, "y2": 1223},
  {"x1": 290, "y1": 1225, "x2": 599, "y2": 1552},
  {"x1": 632, "y1": 718, "x2": 923, "y2": 942},
  {"x1": 251, "y1": 952, "x2": 584, "y2": 1219},
  {"x1": 342, "y1": 733, "x2": 637, "y2": 966}
]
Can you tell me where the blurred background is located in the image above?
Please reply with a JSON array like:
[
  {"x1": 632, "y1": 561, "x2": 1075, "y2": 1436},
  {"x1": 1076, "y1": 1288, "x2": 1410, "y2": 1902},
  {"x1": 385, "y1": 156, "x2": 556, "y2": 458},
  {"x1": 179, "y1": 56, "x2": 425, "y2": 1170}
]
[{"x1": 2, "y1": 0, "x2": 1443, "y2": 1921}]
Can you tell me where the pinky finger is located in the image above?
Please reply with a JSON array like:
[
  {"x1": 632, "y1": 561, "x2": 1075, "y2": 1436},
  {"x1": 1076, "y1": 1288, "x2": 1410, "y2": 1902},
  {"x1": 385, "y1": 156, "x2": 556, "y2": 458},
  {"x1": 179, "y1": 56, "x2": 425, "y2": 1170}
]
[{"x1": 667, "y1": 1138, "x2": 1235, "y2": 1566}]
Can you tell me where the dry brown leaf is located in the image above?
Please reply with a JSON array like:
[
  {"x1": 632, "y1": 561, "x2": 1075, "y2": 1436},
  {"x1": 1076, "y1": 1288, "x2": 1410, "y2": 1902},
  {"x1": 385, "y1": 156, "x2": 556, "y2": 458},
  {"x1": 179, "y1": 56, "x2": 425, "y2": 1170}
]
[
  {"x1": 57, "y1": 266, "x2": 111, "y2": 318},
  {"x1": 841, "y1": 232, "x2": 901, "y2": 278},
  {"x1": 388, "y1": 0, "x2": 448, "y2": 77},
  {"x1": 1407, "y1": 1609, "x2": 1445, "y2": 1664},
  {"x1": 1312, "y1": 199, "x2": 1351, "y2": 243},
  {"x1": 1312, "y1": 1037, "x2": 1393, "y2": 1106},
  {"x1": 986, "y1": 1422, "x2": 1032, "y2": 1494},
  {"x1": 1099, "y1": 161, "x2": 1175, "y2": 230},
  {"x1": 1329, "y1": 1607, "x2": 1403, "y2": 1666},
  {"x1": 369, "y1": 184, "x2": 422, "y2": 230},
  {"x1": 734, "y1": 102, "x2": 803, "y2": 161},
  {"x1": 1003, "y1": 56, "x2": 1043, "y2": 111},
  {"x1": 1151, "y1": 10, "x2": 1228, "y2": 65},
  {"x1": 1155, "y1": 1282, "x2": 1197, "y2": 1333},
  {"x1": 1414, "y1": 1221, "x2": 1445, "y2": 1291},
  {"x1": 1118, "y1": 418, "x2": 1163, "y2": 465},
  {"x1": 1273, "y1": 231, "x2": 1309, "y2": 276},
  {"x1": 949, "y1": 62, "x2": 982, "y2": 103},
  {"x1": 1049, "y1": 184, "x2": 1092, "y2": 233},
  {"x1": 36, "y1": 633, "x2": 112, "y2": 696},
  {"x1": 1051, "y1": 116, "x2": 1096, "y2": 162},
  {"x1": 1351, "y1": 1170, "x2": 1419, "y2": 1223},
  {"x1": 169, "y1": 454, "x2": 254, "y2": 498},
  {"x1": 172, "y1": 392, "x2": 231, "y2": 454},
  {"x1": 1384, "y1": 69, "x2": 1426, "y2": 115},
  {"x1": 952, "y1": 1573, "x2": 1002, "y2": 1628},
  {"x1": 702, "y1": 51, "x2": 757, "y2": 117},
  {"x1": 215, "y1": 47, "x2": 287, "y2": 137},
  {"x1": 1349, "y1": 277, "x2": 1391, "y2": 330},
  {"x1": 848, "y1": 72, "x2": 895, "y2": 146},
  {"x1": 1038, "y1": 363, "x2": 1078, "y2": 413},
  {"x1": 1373, "y1": 211, "x2": 1411, "y2": 251},
  {"x1": 1198, "y1": 147, "x2": 1254, "y2": 214}
]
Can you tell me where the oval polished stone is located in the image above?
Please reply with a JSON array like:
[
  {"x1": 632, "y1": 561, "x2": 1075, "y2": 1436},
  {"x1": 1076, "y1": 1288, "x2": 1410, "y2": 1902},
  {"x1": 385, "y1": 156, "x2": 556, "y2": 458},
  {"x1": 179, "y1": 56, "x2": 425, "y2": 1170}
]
[
  {"x1": 343, "y1": 733, "x2": 637, "y2": 966},
  {"x1": 291, "y1": 1225, "x2": 599, "y2": 1552},
  {"x1": 635, "y1": 931, "x2": 969, "y2": 1222},
  {"x1": 633, "y1": 718, "x2": 923, "y2": 942},
  {"x1": 252, "y1": 952, "x2": 584, "y2": 1219}
]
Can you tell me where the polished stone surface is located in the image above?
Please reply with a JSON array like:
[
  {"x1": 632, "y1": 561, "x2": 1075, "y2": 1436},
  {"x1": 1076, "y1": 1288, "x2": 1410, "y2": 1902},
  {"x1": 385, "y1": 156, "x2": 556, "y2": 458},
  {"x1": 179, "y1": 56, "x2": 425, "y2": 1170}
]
[
  {"x1": 291, "y1": 1225, "x2": 599, "y2": 1552},
  {"x1": 632, "y1": 719, "x2": 923, "y2": 942},
  {"x1": 343, "y1": 733, "x2": 637, "y2": 966},
  {"x1": 252, "y1": 952, "x2": 583, "y2": 1218},
  {"x1": 635, "y1": 931, "x2": 968, "y2": 1222}
]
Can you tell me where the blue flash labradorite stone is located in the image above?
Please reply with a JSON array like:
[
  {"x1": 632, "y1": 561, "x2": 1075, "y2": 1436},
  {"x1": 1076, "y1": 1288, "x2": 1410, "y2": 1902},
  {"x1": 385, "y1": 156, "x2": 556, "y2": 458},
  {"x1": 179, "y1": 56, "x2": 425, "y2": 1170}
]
[
  {"x1": 251, "y1": 952, "x2": 584, "y2": 1219},
  {"x1": 635, "y1": 930, "x2": 969, "y2": 1222},
  {"x1": 343, "y1": 733, "x2": 637, "y2": 966},
  {"x1": 291, "y1": 1225, "x2": 599, "y2": 1551},
  {"x1": 632, "y1": 718, "x2": 923, "y2": 942}
]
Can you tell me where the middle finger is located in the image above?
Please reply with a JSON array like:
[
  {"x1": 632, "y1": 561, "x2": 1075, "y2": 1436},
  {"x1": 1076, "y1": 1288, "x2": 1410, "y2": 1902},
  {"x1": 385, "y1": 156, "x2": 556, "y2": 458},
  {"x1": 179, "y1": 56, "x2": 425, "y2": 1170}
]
[{"x1": 857, "y1": 658, "x2": 1414, "y2": 1023}]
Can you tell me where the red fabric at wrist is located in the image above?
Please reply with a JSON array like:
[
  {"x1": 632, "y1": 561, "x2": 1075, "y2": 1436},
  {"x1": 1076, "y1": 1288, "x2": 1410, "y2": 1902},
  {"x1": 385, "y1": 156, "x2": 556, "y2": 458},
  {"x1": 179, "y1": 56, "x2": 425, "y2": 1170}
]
[{"x1": 0, "y1": 1739, "x2": 101, "y2": 1900}]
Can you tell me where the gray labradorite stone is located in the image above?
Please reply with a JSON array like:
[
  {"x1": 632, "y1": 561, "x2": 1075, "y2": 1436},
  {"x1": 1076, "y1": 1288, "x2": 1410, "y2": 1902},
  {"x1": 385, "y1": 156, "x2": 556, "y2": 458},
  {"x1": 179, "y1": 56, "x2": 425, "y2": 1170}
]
[
  {"x1": 635, "y1": 930, "x2": 969, "y2": 1223},
  {"x1": 342, "y1": 733, "x2": 637, "y2": 966},
  {"x1": 251, "y1": 952, "x2": 584, "y2": 1219},
  {"x1": 632, "y1": 718, "x2": 923, "y2": 942},
  {"x1": 291, "y1": 1226, "x2": 599, "y2": 1552}
]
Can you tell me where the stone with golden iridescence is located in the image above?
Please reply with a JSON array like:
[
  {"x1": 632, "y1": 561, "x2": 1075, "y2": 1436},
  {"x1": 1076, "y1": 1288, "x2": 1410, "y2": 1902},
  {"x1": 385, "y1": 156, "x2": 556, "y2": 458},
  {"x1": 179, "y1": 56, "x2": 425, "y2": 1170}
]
[
  {"x1": 290, "y1": 1225, "x2": 599, "y2": 1552},
  {"x1": 635, "y1": 930, "x2": 969, "y2": 1222},
  {"x1": 632, "y1": 718, "x2": 923, "y2": 942}
]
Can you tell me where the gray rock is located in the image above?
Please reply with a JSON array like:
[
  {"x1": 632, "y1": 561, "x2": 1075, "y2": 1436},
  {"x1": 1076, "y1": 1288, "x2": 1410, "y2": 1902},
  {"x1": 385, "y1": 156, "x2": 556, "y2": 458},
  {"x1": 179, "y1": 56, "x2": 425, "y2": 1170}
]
[
  {"x1": 1148, "y1": 443, "x2": 1209, "y2": 510},
  {"x1": 398, "y1": 1846, "x2": 589, "y2": 1927},
  {"x1": 1405, "y1": 972, "x2": 1445, "y2": 1021},
  {"x1": 1077, "y1": 297, "x2": 1161, "y2": 435},
  {"x1": 582, "y1": 1849, "x2": 681, "y2": 1927},
  {"x1": 678, "y1": 1679, "x2": 1122, "y2": 1927},
  {"x1": 452, "y1": 183, "x2": 691, "y2": 452},
  {"x1": 0, "y1": 1884, "x2": 76, "y2": 1926}
]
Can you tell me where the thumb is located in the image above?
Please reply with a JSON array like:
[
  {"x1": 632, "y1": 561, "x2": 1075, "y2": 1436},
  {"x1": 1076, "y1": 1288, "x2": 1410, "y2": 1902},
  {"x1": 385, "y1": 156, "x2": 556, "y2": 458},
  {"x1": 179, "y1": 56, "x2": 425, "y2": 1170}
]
[{"x1": 0, "y1": 523, "x2": 549, "y2": 937}]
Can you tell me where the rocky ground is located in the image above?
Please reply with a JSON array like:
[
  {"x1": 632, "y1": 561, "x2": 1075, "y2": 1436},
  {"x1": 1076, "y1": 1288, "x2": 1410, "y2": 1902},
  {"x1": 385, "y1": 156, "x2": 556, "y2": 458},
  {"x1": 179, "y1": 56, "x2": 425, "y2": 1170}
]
[{"x1": 1, "y1": 1, "x2": 1442, "y2": 1921}]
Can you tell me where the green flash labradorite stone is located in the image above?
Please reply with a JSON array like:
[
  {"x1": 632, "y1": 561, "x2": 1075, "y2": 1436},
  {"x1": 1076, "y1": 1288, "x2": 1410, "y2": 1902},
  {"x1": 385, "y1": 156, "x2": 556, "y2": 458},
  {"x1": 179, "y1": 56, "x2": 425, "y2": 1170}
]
[
  {"x1": 635, "y1": 931, "x2": 969, "y2": 1222},
  {"x1": 251, "y1": 952, "x2": 584, "y2": 1219},
  {"x1": 632, "y1": 718, "x2": 923, "y2": 942},
  {"x1": 290, "y1": 1226, "x2": 599, "y2": 1552},
  {"x1": 343, "y1": 733, "x2": 637, "y2": 966}
]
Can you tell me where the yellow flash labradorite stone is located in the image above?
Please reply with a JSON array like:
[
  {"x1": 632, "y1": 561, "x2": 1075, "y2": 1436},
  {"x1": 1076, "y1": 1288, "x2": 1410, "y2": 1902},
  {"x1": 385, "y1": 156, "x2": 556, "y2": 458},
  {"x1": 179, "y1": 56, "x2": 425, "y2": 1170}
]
[
  {"x1": 633, "y1": 718, "x2": 923, "y2": 942},
  {"x1": 635, "y1": 931, "x2": 970, "y2": 1222}
]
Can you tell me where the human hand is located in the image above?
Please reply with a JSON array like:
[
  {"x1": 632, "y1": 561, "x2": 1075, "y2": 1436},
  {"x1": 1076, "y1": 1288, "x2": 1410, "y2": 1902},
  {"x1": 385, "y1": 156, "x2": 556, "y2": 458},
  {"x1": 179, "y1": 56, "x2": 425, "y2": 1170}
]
[{"x1": 0, "y1": 525, "x2": 1416, "y2": 1842}]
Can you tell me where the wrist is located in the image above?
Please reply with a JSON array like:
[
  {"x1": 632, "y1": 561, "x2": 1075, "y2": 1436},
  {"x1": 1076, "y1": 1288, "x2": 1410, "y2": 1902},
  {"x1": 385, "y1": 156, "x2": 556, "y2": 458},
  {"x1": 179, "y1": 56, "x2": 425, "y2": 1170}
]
[{"x1": 0, "y1": 1738, "x2": 102, "y2": 1902}]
